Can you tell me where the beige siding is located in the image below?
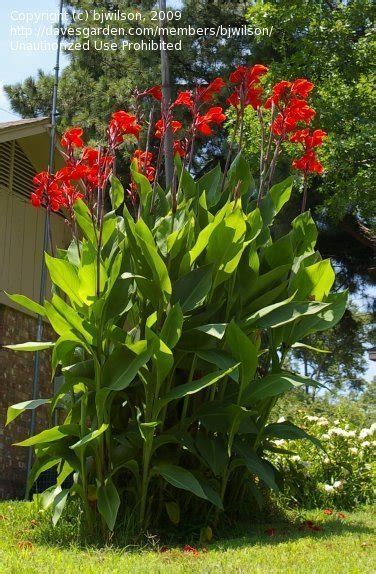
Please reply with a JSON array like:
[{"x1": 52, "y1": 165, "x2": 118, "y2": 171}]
[{"x1": 0, "y1": 177, "x2": 70, "y2": 312}]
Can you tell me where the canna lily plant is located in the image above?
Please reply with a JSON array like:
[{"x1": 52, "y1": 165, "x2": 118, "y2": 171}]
[{"x1": 5, "y1": 65, "x2": 346, "y2": 537}]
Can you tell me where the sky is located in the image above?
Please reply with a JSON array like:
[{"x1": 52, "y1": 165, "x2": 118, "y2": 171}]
[{"x1": 0, "y1": 1, "x2": 374, "y2": 383}]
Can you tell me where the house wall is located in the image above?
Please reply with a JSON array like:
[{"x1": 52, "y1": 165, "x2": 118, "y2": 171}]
[
  {"x1": 0, "y1": 305, "x2": 55, "y2": 499},
  {"x1": 0, "y1": 135, "x2": 70, "y2": 498}
]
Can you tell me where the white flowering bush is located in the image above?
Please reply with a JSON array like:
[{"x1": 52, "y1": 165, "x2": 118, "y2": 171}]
[{"x1": 272, "y1": 415, "x2": 375, "y2": 509}]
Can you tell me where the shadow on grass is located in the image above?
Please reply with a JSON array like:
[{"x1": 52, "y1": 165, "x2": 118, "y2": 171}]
[{"x1": 27, "y1": 507, "x2": 374, "y2": 553}]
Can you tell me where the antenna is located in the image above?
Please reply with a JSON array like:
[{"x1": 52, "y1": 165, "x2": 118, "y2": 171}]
[{"x1": 25, "y1": 0, "x2": 65, "y2": 497}]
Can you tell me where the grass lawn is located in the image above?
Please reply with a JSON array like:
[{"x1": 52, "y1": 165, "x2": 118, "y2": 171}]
[{"x1": 0, "y1": 501, "x2": 374, "y2": 574}]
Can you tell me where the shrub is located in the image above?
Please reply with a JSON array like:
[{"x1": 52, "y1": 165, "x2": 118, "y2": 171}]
[
  {"x1": 4, "y1": 66, "x2": 347, "y2": 537},
  {"x1": 272, "y1": 414, "x2": 375, "y2": 510}
]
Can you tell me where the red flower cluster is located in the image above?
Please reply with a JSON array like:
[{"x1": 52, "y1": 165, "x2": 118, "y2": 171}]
[
  {"x1": 300, "y1": 520, "x2": 323, "y2": 532},
  {"x1": 227, "y1": 64, "x2": 268, "y2": 110},
  {"x1": 108, "y1": 111, "x2": 141, "y2": 146},
  {"x1": 132, "y1": 149, "x2": 155, "y2": 183},
  {"x1": 173, "y1": 77, "x2": 226, "y2": 139},
  {"x1": 155, "y1": 118, "x2": 182, "y2": 140},
  {"x1": 61, "y1": 127, "x2": 84, "y2": 149},
  {"x1": 265, "y1": 79, "x2": 315, "y2": 138},
  {"x1": 291, "y1": 128, "x2": 327, "y2": 174}
]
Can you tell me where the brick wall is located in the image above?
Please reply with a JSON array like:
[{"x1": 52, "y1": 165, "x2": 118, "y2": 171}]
[{"x1": 0, "y1": 305, "x2": 54, "y2": 499}]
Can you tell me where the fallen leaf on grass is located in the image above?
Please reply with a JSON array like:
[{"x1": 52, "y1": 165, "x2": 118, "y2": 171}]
[{"x1": 18, "y1": 541, "x2": 33, "y2": 550}]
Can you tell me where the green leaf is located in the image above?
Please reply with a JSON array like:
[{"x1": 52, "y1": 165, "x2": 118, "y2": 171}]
[
  {"x1": 165, "y1": 501, "x2": 180, "y2": 525},
  {"x1": 73, "y1": 200, "x2": 97, "y2": 245},
  {"x1": 291, "y1": 342, "x2": 330, "y2": 354},
  {"x1": 109, "y1": 175, "x2": 124, "y2": 210},
  {"x1": 160, "y1": 303, "x2": 184, "y2": 348},
  {"x1": 15, "y1": 424, "x2": 80, "y2": 447},
  {"x1": 264, "y1": 422, "x2": 322, "y2": 450},
  {"x1": 196, "y1": 433, "x2": 228, "y2": 476},
  {"x1": 159, "y1": 364, "x2": 238, "y2": 408},
  {"x1": 196, "y1": 349, "x2": 239, "y2": 382},
  {"x1": 195, "y1": 323, "x2": 227, "y2": 339},
  {"x1": 45, "y1": 253, "x2": 82, "y2": 306},
  {"x1": 70, "y1": 423, "x2": 108, "y2": 450},
  {"x1": 5, "y1": 293, "x2": 45, "y2": 316},
  {"x1": 4, "y1": 341, "x2": 55, "y2": 352},
  {"x1": 97, "y1": 479, "x2": 120, "y2": 532},
  {"x1": 103, "y1": 340, "x2": 153, "y2": 391},
  {"x1": 156, "y1": 464, "x2": 208, "y2": 502},
  {"x1": 172, "y1": 265, "x2": 213, "y2": 312},
  {"x1": 289, "y1": 259, "x2": 335, "y2": 301},
  {"x1": 6, "y1": 399, "x2": 50, "y2": 426},
  {"x1": 244, "y1": 372, "x2": 317, "y2": 402},
  {"x1": 234, "y1": 441, "x2": 279, "y2": 491},
  {"x1": 243, "y1": 298, "x2": 329, "y2": 330},
  {"x1": 197, "y1": 163, "x2": 221, "y2": 207},
  {"x1": 52, "y1": 489, "x2": 69, "y2": 526},
  {"x1": 226, "y1": 320, "x2": 258, "y2": 397}
]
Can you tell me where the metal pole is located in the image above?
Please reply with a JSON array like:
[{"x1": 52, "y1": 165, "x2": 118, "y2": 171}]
[
  {"x1": 159, "y1": 0, "x2": 174, "y2": 189},
  {"x1": 25, "y1": 0, "x2": 64, "y2": 497}
]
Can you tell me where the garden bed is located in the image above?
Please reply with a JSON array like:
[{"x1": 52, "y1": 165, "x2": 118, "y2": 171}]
[{"x1": 0, "y1": 501, "x2": 374, "y2": 573}]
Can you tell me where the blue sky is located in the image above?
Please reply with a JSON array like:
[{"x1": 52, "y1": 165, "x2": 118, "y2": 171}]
[{"x1": 1, "y1": 2, "x2": 374, "y2": 383}]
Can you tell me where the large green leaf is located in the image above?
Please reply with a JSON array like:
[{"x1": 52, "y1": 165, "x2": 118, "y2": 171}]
[
  {"x1": 160, "y1": 303, "x2": 184, "y2": 348},
  {"x1": 70, "y1": 423, "x2": 108, "y2": 450},
  {"x1": 234, "y1": 441, "x2": 279, "y2": 491},
  {"x1": 109, "y1": 175, "x2": 124, "y2": 210},
  {"x1": 264, "y1": 422, "x2": 322, "y2": 449},
  {"x1": 97, "y1": 479, "x2": 120, "y2": 531},
  {"x1": 195, "y1": 432, "x2": 228, "y2": 476},
  {"x1": 15, "y1": 424, "x2": 80, "y2": 446},
  {"x1": 5, "y1": 293, "x2": 45, "y2": 316},
  {"x1": 103, "y1": 341, "x2": 153, "y2": 391},
  {"x1": 4, "y1": 341, "x2": 55, "y2": 352},
  {"x1": 156, "y1": 464, "x2": 208, "y2": 502},
  {"x1": 45, "y1": 253, "x2": 82, "y2": 306},
  {"x1": 172, "y1": 265, "x2": 213, "y2": 312},
  {"x1": 159, "y1": 364, "x2": 238, "y2": 408},
  {"x1": 226, "y1": 320, "x2": 258, "y2": 397},
  {"x1": 244, "y1": 372, "x2": 317, "y2": 402},
  {"x1": 6, "y1": 399, "x2": 51, "y2": 426}
]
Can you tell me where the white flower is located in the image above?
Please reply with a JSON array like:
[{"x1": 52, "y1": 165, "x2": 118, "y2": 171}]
[
  {"x1": 362, "y1": 441, "x2": 371, "y2": 448},
  {"x1": 323, "y1": 457, "x2": 331, "y2": 465},
  {"x1": 302, "y1": 461, "x2": 311, "y2": 468},
  {"x1": 317, "y1": 418, "x2": 329, "y2": 426},
  {"x1": 274, "y1": 439, "x2": 286, "y2": 446},
  {"x1": 322, "y1": 433, "x2": 330, "y2": 440},
  {"x1": 333, "y1": 480, "x2": 344, "y2": 490},
  {"x1": 334, "y1": 419, "x2": 340, "y2": 425},
  {"x1": 349, "y1": 447, "x2": 358, "y2": 455},
  {"x1": 291, "y1": 455, "x2": 301, "y2": 463},
  {"x1": 347, "y1": 430, "x2": 357, "y2": 438},
  {"x1": 328, "y1": 428, "x2": 349, "y2": 437},
  {"x1": 360, "y1": 428, "x2": 371, "y2": 439},
  {"x1": 324, "y1": 484, "x2": 335, "y2": 493},
  {"x1": 277, "y1": 417, "x2": 286, "y2": 423},
  {"x1": 307, "y1": 415, "x2": 319, "y2": 422},
  {"x1": 370, "y1": 423, "x2": 376, "y2": 434}
]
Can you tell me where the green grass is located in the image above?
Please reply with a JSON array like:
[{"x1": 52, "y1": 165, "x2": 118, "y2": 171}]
[{"x1": 0, "y1": 501, "x2": 374, "y2": 574}]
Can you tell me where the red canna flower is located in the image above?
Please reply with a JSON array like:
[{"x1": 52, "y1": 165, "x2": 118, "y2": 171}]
[
  {"x1": 337, "y1": 513, "x2": 346, "y2": 520},
  {"x1": 324, "y1": 509, "x2": 333, "y2": 515},
  {"x1": 139, "y1": 85, "x2": 162, "y2": 101},
  {"x1": 173, "y1": 139, "x2": 187, "y2": 157},
  {"x1": 292, "y1": 150, "x2": 324, "y2": 174},
  {"x1": 195, "y1": 106, "x2": 226, "y2": 136},
  {"x1": 108, "y1": 110, "x2": 141, "y2": 146},
  {"x1": 197, "y1": 77, "x2": 225, "y2": 103},
  {"x1": 61, "y1": 127, "x2": 84, "y2": 149},
  {"x1": 132, "y1": 149, "x2": 155, "y2": 182},
  {"x1": 173, "y1": 90, "x2": 194, "y2": 110},
  {"x1": 155, "y1": 118, "x2": 182, "y2": 139},
  {"x1": 291, "y1": 78, "x2": 314, "y2": 99},
  {"x1": 290, "y1": 128, "x2": 327, "y2": 148},
  {"x1": 228, "y1": 64, "x2": 268, "y2": 111}
]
